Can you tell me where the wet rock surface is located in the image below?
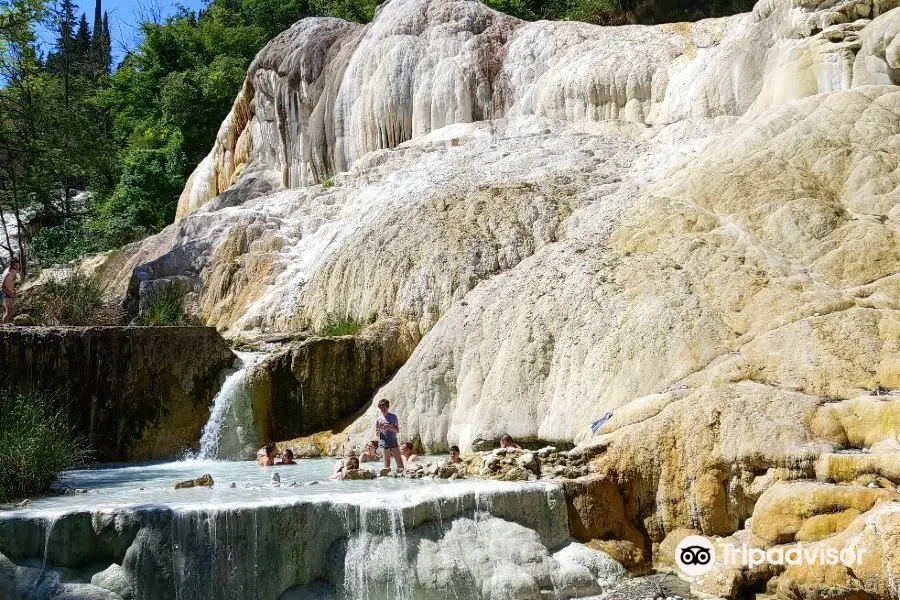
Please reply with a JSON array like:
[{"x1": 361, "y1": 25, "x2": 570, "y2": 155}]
[
  {"x1": 0, "y1": 327, "x2": 234, "y2": 461},
  {"x1": 462, "y1": 447, "x2": 591, "y2": 482},
  {"x1": 249, "y1": 319, "x2": 418, "y2": 443},
  {"x1": 11, "y1": 314, "x2": 34, "y2": 326},
  {"x1": 0, "y1": 484, "x2": 575, "y2": 600},
  {"x1": 342, "y1": 469, "x2": 375, "y2": 481},
  {"x1": 173, "y1": 474, "x2": 215, "y2": 489}
]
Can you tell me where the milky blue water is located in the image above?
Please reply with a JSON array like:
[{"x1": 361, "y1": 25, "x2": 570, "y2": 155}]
[{"x1": 10, "y1": 455, "x2": 490, "y2": 514}]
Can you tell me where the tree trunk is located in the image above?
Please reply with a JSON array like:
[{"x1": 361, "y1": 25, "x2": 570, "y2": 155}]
[
  {"x1": 10, "y1": 174, "x2": 27, "y2": 278},
  {"x1": 0, "y1": 201, "x2": 15, "y2": 263}
]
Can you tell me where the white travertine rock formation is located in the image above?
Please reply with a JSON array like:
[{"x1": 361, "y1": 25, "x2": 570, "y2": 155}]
[
  {"x1": 340, "y1": 86, "x2": 900, "y2": 450},
  {"x1": 176, "y1": 0, "x2": 900, "y2": 218},
  {"x1": 116, "y1": 0, "x2": 900, "y2": 450},
  {"x1": 100, "y1": 1, "x2": 900, "y2": 591}
]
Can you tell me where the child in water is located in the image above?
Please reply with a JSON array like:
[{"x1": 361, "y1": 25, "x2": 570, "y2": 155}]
[{"x1": 375, "y1": 399, "x2": 403, "y2": 471}]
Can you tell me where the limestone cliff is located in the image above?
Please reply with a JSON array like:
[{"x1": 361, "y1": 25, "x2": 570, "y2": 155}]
[
  {"x1": 175, "y1": 0, "x2": 900, "y2": 219},
  {"x1": 0, "y1": 327, "x2": 234, "y2": 461},
  {"x1": 98, "y1": 0, "x2": 900, "y2": 594},
  {"x1": 249, "y1": 319, "x2": 419, "y2": 443}
]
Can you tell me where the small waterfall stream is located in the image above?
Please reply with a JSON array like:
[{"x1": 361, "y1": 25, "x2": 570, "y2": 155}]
[{"x1": 196, "y1": 351, "x2": 265, "y2": 460}]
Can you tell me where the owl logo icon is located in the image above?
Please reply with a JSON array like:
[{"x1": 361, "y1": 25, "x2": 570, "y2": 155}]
[{"x1": 675, "y1": 535, "x2": 716, "y2": 576}]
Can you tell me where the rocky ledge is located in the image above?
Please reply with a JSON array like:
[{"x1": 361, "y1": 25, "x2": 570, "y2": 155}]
[
  {"x1": 369, "y1": 442, "x2": 900, "y2": 597},
  {"x1": 381, "y1": 446, "x2": 593, "y2": 482},
  {"x1": 0, "y1": 482, "x2": 621, "y2": 600},
  {"x1": 0, "y1": 326, "x2": 235, "y2": 461}
]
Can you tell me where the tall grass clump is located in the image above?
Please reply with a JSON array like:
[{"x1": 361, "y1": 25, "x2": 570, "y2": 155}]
[
  {"x1": 22, "y1": 271, "x2": 123, "y2": 326},
  {"x1": 0, "y1": 390, "x2": 87, "y2": 502},
  {"x1": 316, "y1": 312, "x2": 374, "y2": 337},
  {"x1": 138, "y1": 284, "x2": 199, "y2": 326}
]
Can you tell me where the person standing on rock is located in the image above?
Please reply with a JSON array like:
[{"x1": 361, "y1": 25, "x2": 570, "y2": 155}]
[
  {"x1": 1, "y1": 257, "x2": 19, "y2": 324},
  {"x1": 375, "y1": 399, "x2": 403, "y2": 471}
]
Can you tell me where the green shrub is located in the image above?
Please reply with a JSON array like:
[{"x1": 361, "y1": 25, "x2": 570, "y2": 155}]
[
  {"x1": 138, "y1": 284, "x2": 198, "y2": 326},
  {"x1": 322, "y1": 177, "x2": 337, "y2": 189},
  {"x1": 0, "y1": 390, "x2": 87, "y2": 502},
  {"x1": 32, "y1": 219, "x2": 105, "y2": 267},
  {"x1": 22, "y1": 272, "x2": 123, "y2": 326},
  {"x1": 316, "y1": 312, "x2": 373, "y2": 336}
]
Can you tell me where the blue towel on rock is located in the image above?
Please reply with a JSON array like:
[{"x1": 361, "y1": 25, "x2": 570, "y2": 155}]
[{"x1": 591, "y1": 411, "x2": 613, "y2": 435}]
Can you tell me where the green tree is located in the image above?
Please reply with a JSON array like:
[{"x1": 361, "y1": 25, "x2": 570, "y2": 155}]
[
  {"x1": 73, "y1": 12, "x2": 89, "y2": 59},
  {"x1": 0, "y1": 0, "x2": 52, "y2": 273},
  {"x1": 89, "y1": 0, "x2": 109, "y2": 76}
]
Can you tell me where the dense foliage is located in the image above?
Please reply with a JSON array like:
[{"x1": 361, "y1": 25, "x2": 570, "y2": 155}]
[
  {"x1": 0, "y1": 388, "x2": 86, "y2": 502},
  {"x1": 2, "y1": 0, "x2": 754, "y2": 271},
  {"x1": 484, "y1": 0, "x2": 754, "y2": 24}
]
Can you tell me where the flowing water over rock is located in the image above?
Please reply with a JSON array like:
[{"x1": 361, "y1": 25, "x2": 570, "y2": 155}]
[
  {"x1": 0, "y1": 460, "x2": 622, "y2": 600},
  {"x1": 196, "y1": 352, "x2": 265, "y2": 460}
]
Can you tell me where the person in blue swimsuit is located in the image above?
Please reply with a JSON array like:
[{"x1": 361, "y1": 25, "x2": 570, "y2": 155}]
[{"x1": 375, "y1": 399, "x2": 403, "y2": 471}]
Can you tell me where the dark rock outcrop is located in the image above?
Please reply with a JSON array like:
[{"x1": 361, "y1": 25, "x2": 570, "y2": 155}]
[
  {"x1": 0, "y1": 326, "x2": 234, "y2": 461},
  {"x1": 249, "y1": 319, "x2": 418, "y2": 443}
]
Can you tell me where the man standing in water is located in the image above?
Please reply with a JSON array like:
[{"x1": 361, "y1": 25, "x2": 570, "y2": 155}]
[
  {"x1": 1, "y1": 257, "x2": 19, "y2": 324},
  {"x1": 375, "y1": 399, "x2": 403, "y2": 471}
]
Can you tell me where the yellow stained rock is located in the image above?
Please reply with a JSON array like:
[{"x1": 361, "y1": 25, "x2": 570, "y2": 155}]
[
  {"x1": 813, "y1": 397, "x2": 900, "y2": 449},
  {"x1": 815, "y1": 452, "x2": 900, "y2": 485},
  {"x1": 751, "y1": 482, "x2": 899, "y2": 545}
]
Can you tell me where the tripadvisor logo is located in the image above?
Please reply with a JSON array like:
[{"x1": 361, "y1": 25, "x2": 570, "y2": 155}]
[
  {"x1": 675, "y1": 535, "x2": 866, "y2": 576},
  {"x1": 675, "y1": 535, "x2": 715, "y2": 576}
]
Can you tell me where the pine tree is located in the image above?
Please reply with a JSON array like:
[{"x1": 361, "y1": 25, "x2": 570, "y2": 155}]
[
  {"x1": 57, "y1": 0, "x2": 76, "y2": 50},
  {"x1": 101, "y1": 11, "x2": 110, "y2": 73},
  {"x1": 73, "y1": 13, "x2": 91, "y2": 71},
  {"x1": 91, "y1": 0, "x2": 101, "y2": 43},
  {"x1": 89, "y1": 0, "x2": 109, "y2": 75},
  {"x1": 45, "y1": 0, "x2": 77, "y2": 76}
]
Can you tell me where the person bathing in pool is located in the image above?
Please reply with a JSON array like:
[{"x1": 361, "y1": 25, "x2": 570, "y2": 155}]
[
  {"x1": 330, "y1": 456, "x2": 360, "y2": 480},
  {"x1": 359, "y1": 440, "x2": 379, "y2": 463},
  {"x1": 375, "y1": 399, "x2": 403, "y2": 471},
  {"x1": 400, "y1": 442, "x2": 418, "y2": 463},
  {"x1": 500, "y1": 434, "x2": 521, "y2": 450},
  {"x1": 276, "y1": 448, "x2": 296, "y2": 465},
  {"x1": 257, "y1": 442, "x2": 277, "y2": 466}
]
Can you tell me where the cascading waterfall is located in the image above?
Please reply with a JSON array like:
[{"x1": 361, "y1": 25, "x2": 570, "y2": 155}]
[
  {"x1": 196, "y1": 351, "x2": 265, "y2": 460},
  {"x1": 0, "y1": 479, "x2": 628, "y2": 600},
  {"x1": 341, "y1": 506, "x2": 414, "y2": 600}
]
